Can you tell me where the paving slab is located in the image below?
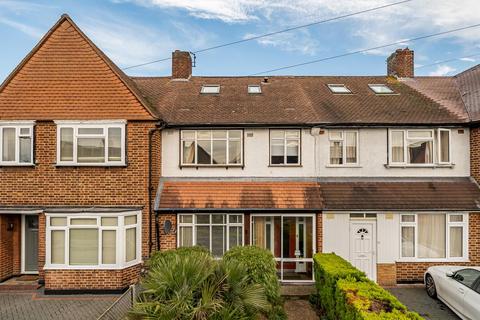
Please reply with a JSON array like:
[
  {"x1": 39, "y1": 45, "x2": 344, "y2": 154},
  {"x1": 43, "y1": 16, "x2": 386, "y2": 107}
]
[{"x1": 284, "y1": 297, "x2": 319, "y2": 320}]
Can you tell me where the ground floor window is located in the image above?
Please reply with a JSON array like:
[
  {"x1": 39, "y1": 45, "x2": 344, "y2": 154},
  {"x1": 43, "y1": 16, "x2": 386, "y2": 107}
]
[
  {"x1": 251, "y1": 214, "x2": 315, "y2": 282},
  {"x1": 177, "y1": 213, "x2": 244, "y2": 257},
  {"x1": 45, "y1": 211, "x2": 141, "y2": 269},
  {"x1": 400, "y1": 213, "x2": 468, "y2": 260}
]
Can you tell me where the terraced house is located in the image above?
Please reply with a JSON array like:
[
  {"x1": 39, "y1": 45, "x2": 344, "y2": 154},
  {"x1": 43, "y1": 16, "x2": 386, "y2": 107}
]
[{"x1": 1, "y1": 14, "x2": 480, "y2": 292}]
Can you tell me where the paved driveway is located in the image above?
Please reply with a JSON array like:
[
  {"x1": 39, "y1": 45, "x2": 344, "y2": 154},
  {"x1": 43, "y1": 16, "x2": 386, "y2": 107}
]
[
  {"x1": 0, "y1": 291, "x2": 119, "y2": 320},
  {"x1": 387, "y1": 286, "x2": 460, "y2": 320}
]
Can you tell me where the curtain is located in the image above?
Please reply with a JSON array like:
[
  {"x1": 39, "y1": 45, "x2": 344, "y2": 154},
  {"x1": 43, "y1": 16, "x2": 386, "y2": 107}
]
[
  {"x1": 102, "y1": 230, "x2": 116, "y2": 264},
  {"x1": 401, "y1": 226, "x2": 415, "y2": 257},
  {"x1": 179, "y1": 226, "x2": 193, "y2": 247},
  {"x1": 330, "y1": 141, "x2": 342, "y2": 164},
  {"x1": 183, "y1": 141, "x2": 195, "y2": 164},
  {"x1": 108, "y1": 128, "x2": 122, "y2": 161},
  {"x1": 253, "y1": 217, "x2": 266, "y2": 248},
  {"x1": 77, "y1": 137, "x2": 105, "y2": 163},
  {"x1": 51, "y1": 230, "x2": 65, "y2": 264},
  {"x1": 440, "y1": 130, "x2": 450, "y2": 162},
  {"x1": 391, "y1": 131, "x2": 404, "y2": 162},
  {"x1": 450, "y1": 227, "x2": 463, "y2": 257},
  {"x1": 126, "y1": 227, "x2": 136, "y2": 262},
  {"x1": 345, "y1": 132, "x2": 357, "y2": 163},
  {"x1": 2, "y1": 128, "x2": 15, "y2": 161},
  {"x1": 60, "y1": 128, "x2": 74, "y2": 161},
  {"x1": 70, "y1": 229, "x2": 98, "y2": 265},
  {"x1": 418, "y1": 214, "x2": 446, "y2": 258}
]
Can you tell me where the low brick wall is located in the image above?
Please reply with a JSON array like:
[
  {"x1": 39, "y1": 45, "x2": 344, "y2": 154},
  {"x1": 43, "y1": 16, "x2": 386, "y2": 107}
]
[{"x1": 377, "y1": 263, "x2": 397, "y2": 286}]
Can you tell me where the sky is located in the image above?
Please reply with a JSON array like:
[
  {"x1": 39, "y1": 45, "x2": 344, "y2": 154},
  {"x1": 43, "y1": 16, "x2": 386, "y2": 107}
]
[{"x1": 1, "y1": 0, "x2": 480, "y2": 81}]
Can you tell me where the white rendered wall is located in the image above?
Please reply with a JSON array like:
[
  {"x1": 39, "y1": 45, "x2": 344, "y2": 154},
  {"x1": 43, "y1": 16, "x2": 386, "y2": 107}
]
[{"x1": 322, "y1": 213, "x2": 350, "y2": 260}]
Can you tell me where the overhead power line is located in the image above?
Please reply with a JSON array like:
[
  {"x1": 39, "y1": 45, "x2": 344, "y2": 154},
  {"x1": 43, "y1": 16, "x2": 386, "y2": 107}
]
[
  {"x1": 248, "y1": 23, "x2": 480, "y2": 75},
  {"x1": 122, "y1": 0, "x2": 413, "y2": 70},
  {"x1": 414, "y1": 52, "x2": 480, "y2": 69}
]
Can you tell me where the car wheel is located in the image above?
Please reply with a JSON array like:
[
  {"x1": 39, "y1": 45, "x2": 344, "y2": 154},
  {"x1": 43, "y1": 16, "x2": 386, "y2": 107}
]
[{"x1": 425, "y1": 274, "x2": 437, "y2": 299}]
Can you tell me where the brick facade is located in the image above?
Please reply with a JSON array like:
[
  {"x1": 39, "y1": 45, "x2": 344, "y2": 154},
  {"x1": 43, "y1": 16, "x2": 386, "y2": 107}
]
[
  {"x1": 0, "y1": 215, "x2": 21, "y2": 281},
  {"x1": 377, "y1": 264, "x2": 397, "y2": 286},
  {"x1": 471, "y1": 127, "x2": 480, "y2": 182},
  {"x1": 171, "y1": 50, "x2": 192, "y2": 80},
  {"x1": 387, "y1": 48, "x2": 414, "y2": 78}
]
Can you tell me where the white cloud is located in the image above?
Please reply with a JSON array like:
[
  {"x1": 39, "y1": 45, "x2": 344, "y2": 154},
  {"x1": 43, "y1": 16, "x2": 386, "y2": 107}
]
[
  {"x1": 0, "y1": 17, "x2": 43, "y2": 38},
  {"x1": 428, "y1": 64, "x2": 456, "y2": 76},
  {"x1": 460, "y1": 57, "x2": 476, "y2": 62},
  {"x1": 243, "y1": 29, "x2": 319, "y2": 55}
]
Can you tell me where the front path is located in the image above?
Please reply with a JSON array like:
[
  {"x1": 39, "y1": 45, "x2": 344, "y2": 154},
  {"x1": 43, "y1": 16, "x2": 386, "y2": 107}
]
[{"x1": 284, "y1": 298, "x2": 319, "y2": 320}]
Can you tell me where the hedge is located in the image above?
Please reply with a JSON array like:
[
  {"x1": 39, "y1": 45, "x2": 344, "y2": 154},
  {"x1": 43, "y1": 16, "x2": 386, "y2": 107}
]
[
  {"x1": 223, "y1": 246, "x2": 287, "y2": 320},
  {"x1": 313, "y1": 253, "x2": 423, "y2": 320},
  {"x1": 146, "y1": 245, "x2": 211, "y2": 269}
]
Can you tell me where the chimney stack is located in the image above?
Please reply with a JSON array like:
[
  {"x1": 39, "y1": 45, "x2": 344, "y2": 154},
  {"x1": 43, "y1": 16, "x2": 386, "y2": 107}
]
[
  {"x1": 172, "y1": 50, "x2": 192, "y2": 79},
  {"x1": 387, "y1": 48, "x2": 414, "y2": 78}
]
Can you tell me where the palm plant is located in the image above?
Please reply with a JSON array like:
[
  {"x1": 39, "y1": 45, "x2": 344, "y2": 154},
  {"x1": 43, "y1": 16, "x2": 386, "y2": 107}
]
[{"x1": 130, "y1": 250, "x2": 269, "y2": 319}]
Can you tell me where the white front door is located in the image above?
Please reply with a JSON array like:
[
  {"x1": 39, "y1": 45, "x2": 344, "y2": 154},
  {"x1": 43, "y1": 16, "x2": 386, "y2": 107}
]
[
  {"x1": 295, "y1": 217, "x2": 306, "y2": 273},
  {"x1": 349, "y1": 221, "x2": 376, "y2": 281}
]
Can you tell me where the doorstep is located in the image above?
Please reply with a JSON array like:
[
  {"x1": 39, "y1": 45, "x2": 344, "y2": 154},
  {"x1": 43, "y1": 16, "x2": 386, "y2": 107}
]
[
  {"x1": 281, "y1": 284, "x2": 315, "y2": 297},
  {"x1": 0, "y1": 275, "x2": 41, "y2": 291}
]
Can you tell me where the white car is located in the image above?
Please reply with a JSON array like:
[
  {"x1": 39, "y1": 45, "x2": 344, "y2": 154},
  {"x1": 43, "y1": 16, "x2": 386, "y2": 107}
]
[{"x1": 425, "y1": 266, "x2": 480, "y2": 320}]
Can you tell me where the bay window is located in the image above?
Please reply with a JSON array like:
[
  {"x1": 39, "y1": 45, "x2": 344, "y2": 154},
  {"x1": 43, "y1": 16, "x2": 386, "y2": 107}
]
[
  {"x1": 270, "y1": 129, "x2": 301, "y2": 165},
  {"x1": 389, "y1": 129, "x2": 450, "y2": 165},
  {"x1": 178, "y1": 214, "x2": 243, "y2": 257},
  {"x1": 0, "y1": 122, "x2": 34, "y2": 165},
  {"x1": 46, "y1": 211, "x2": 141, "y2": 268},
  {"x1": 328, "y1": 130, "x2": 358, "y2": 165},
  {"x1": 56, "y1": 121, "x2": 125, "y2": 165},
  {"x1": 400, "y1": 213, "x2": 467, "y2": 260},
  {"x1": 181, "y1": 130, "x2": 243, "y2": 166}
]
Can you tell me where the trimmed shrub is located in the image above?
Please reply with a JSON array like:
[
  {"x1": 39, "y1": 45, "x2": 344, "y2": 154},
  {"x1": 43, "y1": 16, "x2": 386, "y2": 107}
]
[
  {"x1": 223, "y1": 246, "x2": 287, "y2": 320},
  {"x1": 313, "y1": 253, "x2": 423, "y2": 320},
  {"x1": 146, "y1": 245, "x2": 211, "y2": 269}
]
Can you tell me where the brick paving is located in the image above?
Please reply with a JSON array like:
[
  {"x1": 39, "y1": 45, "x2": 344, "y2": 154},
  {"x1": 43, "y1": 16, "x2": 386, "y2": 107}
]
[{"x1": 0, "y1": 291, "x2": 119, "y2": 320}]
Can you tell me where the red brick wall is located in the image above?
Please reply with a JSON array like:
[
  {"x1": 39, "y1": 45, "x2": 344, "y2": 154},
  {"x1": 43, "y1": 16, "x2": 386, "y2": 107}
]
[
  {"x1": 396, "y1": 213, "x2": 480, "y2": 283},
  {"x1": 172, "y1": 50, "x2": 192, "y2": 79},
  {"x1": 387, "y1": 48, "x2": 414, "y2": 78},
  {"x1": 316, "y1": 213, "x2": 322, "y2": 253},
  {"x1": 0, "y1": 215, "x2": 21, "y2": 281},
  {"x1": 471, "y1": 127, "x2": 480, "y2": 182},
  {"x1": 377, "y1": 263, "x2": 397, "y2": 286},
  {"x1": 157, "y1": 213, "x2": 177, "y2": 250}
]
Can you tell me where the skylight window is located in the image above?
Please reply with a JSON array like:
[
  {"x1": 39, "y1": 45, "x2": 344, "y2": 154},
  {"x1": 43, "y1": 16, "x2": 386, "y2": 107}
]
[
  {"x1": 327, "y1": 84, "x2": 352, "y2": 94},
  {"x1": 248, "y1": 85, "x2": 261, "y2": 94},
  {"x1": 201, "y1": 85, "x2": 220, "y2": 94},
  {"x1": 368, "y1": 84, "x2": 394, "y2": 94}
]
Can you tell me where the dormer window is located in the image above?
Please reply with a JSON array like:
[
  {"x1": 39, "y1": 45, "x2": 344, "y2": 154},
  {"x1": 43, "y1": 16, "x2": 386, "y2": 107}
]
[
  {"x1": 369, "y1": 84, "x2": 394, "y2": 94},
  {"x1": 327, "y1": 84, "x2": 352, "y2": 94},
  {"x1": 248, "y1": 85, "x2": 261, "y2": 94},
  {"x1": 201, "y1": 85, "x2": 220, "y2": 94}
]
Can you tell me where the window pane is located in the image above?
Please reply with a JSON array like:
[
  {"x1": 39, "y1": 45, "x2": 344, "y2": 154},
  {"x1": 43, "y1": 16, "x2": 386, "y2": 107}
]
[
  {"x1": 212, "y1": 214, "x2": 225, "y2": 224},
  {"x1": 286, "y1": 130, "x2": 300, "y2": 138},
  {"x1": 179, "y1": 226, "x2": 193, "y2": 247},
  {"x1": 182, "y1": 140, "x2": 196, "y2": 164},
  {"x1": 197, "y1": 215, "x2": 210, "y2": 224},
  {"x1": 286, "y1": 140, "x2": 299, "y2": 164},
  {"x1": 60, "y1": 128, "x2": 74, "y2": 161},
  {"x1": 329, "y1": 131, "x2": 342, "y2": 140},
  {"x1": 108, "y1": 128, "x2": 122, "y2": 161},
  {"x1": 229, "y1": 215, "x2": 243, "y2": 224},
  {"x1": 19, "y1": 136, "x2": 31, "y2": 163},
  {"x1": 197, "y1": 131, "x2": 211, "y2": 139},
  {"x1": 440, "y1": 130, "x2": 450, "y2": 163},
  {"x1": 212, "y1": 225, "x2": 226, "y2": 257},
  {"x1": 212, "y1": 130, "x2": 227, "y2": 139},
  {"x1": 196, "y1": 226, "x2": 210, "y2": 250},
  {"x1": 70, "y1": 229, "x2": 98, "y2": 265},
  {"x1": 182, "y1": 131, "x2": 195, "y2": 140},
  {"x1": 19, "y1": 128, "x2": 30, "y2": 135},
  {"x1": 228, "y1": 140, "x2": 241, "y2": 164},
  {"x1": 51, "y1": 230, "x2": 65, "y2": 264},
  {"x1": 450, "y1": 227, "x2": 463, "y2": 258},
  {"x1": 401, "y1": 215, "x2": 415, "y2": 223},
  {"x1": 125, "y1": 215, "x2": 137, "y2": 225},
  {"x1": 197, "y1": 140, "x2": 211, "y2": 164},
  {"x1": 229, "y1": 130, "x2": 242, "y2": 139},
  {"x1": 345, "y1": 132, "x2": 357, "y2": 164},
  {"x1": 271, "y1": 130, "x2": 284, "y2": 139},
  {"x1": 391, "y1": 131, "x2": 404, "y2": 163},
  {"x1": 330, "y1": 141, "x2": 343, "y2": 164},
  {"x1": 126, "y1": 228, "x2": 136, "y2": 262},
  {"x1": 401, "y1": 227, "x2": 415, "y2": 257},
  {"x1": 101, "y1": 217, "x2": 118, "y2": 226},
  {"x1": 271, "y1": 140, "x2": 284, "y2": 164},
  {"x1": 212, "y1": 140, "x2": 227, "y2": 164},
  {"x1": 78, "y1": 128, "x2": 103, "y2": 135},
  {"x1": 229, "y1": 226, "x2": 242, "y2": 249},
  {"x1": 408, "y1": 140, "x2": 433, "y2": 164},
  {"x1": 102, "y1": 230, "x2": 116, "y2": 264},
  {"x1": 71, "y1": 218, "x2": 97, "y2": 225},
  {"x1": 180, "y1": 215, "x2": 193, "y2": 223},
  {"x1": 77, "y1": 138, "x2": 105, "y2": 163},
  {"x1": 450, "y1": 215, "x2": 463, "y2": 222},
  {"x1": 418, "y1": 214, "x2": 446, "y2": 258},
  {"x1": 50, "y1": 217, "x2": 67, "y2": 226},
  {"x1": 2, "y1": 128, "x2": 15, "y2": 161},
  {"x1": 408, "y1": 130, "x2": 432, "y2": 138},
  {"x1": 454, "y1": 269, "x2": 480, "y2": 288}
]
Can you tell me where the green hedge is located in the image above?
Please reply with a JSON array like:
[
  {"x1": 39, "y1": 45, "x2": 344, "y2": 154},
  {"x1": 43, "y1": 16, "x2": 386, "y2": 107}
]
[
  {"x1": 223, "y1": 246, "x2": 287, "y2": 320},
  {"x1": 313, "y1": 253, "x2": 423, "y2": 320},
  {"x1": 146, "y1": 245, "x2": 210, "y2": 269}
]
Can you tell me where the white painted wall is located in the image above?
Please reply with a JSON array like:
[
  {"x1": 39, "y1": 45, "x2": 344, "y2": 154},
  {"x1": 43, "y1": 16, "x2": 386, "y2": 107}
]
[
  {"x1": 322, "y1": 213, "x2": 350, "y2": 260},
  {"x1": 162, "y1": 127, "x2": 470, "y2": 178},
  {"x1": 376, "y1": 213, "x2": 400, "y2": 263}
]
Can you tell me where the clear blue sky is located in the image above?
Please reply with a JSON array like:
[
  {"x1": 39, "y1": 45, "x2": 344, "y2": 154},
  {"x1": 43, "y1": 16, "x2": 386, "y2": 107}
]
[{"x1": 1, "y1": 0, "x2": 479, "y2": 81}]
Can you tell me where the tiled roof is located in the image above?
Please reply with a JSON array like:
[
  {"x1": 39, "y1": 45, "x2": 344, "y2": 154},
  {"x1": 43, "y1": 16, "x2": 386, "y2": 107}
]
[
  {"x1": 320, "y1": 178, "x2": 480, "y2": 211},
  {"x1": 156, "y1": 181, "x2": 323, "y2": 211},
  {"x1": 455, "y1": 65, "x2": 480, "y2": 122},
  {"x1": 132, "y1": 76, "x2": 466, "y2": 126},
  {"x1": 0, "y1": 15, "x2": 157, "y2": 120}
]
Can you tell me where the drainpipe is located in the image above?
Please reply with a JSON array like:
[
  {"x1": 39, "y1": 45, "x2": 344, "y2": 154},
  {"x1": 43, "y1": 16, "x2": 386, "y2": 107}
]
[{"x1": 148, "y1": 121, "x2": 166, "y2": 256}]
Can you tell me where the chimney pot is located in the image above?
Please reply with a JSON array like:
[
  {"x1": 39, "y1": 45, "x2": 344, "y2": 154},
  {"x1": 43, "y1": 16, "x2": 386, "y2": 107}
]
[
  {"x1": 387, "y1": 47, "x2": 414, "y2": 78},
  {"x1": 172, "y1": 50, "x2": 192, "y2": 79}
]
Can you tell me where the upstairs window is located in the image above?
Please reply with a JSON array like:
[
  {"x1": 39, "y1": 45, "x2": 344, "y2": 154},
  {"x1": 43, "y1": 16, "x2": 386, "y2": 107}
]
[
  {"x1": 369, "y1": 84, "x2": 394, "y2": 94},
  {"x1": 56, "y1": 122, "x2": 125, "y2": 166},
  {"x1": 201, "y1": 85, "x2": 220, "y2": 94},
  {"x1": 248, "y1": 85, "x2": 262, "y2": 94},
  {"x1": 329, "y1": 130, "x2": 358, "y2": 165},
  {"x1": 181, "y1": 130, "x2": 243, "y2": 166},
  {"x1": 0, "y1": 122, "x2": 34, "y2": 165},
  {"x1": 389, "y1": 129, "x2": 450, "y2": 165},
  {"x1": 270, "y1": 129, "x2": 300, "y2": 165},
  {"x1": 327, "y1": 84, "x2": 352, "y2": 94}
]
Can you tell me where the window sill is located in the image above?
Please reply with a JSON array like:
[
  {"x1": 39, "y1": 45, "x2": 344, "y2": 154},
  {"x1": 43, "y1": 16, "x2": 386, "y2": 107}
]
[
  {"x1": 325, "y1": 164, "x2": 361, "y2": 168},
  {"x1": 55, "y1": 163, "x2": 127, "y2": 168},
  {"x1": 397, "y1": 258, "x2": 469, "y2": 263},
  {"x1": 0, "y1": 163, "x2": 35, "y2": 167},
  {"x1": 43, "y1": 260, "x2": 142, "y2": 270},
  {"x1": 384, "y1": 163, "x2": 455, "y2": 169},
  {"x1": 180, "y1": 165, "x2": 244, "y2": 169},
  {"x1": 268, "y1": 164, "x2": 302, "y2": 167}
]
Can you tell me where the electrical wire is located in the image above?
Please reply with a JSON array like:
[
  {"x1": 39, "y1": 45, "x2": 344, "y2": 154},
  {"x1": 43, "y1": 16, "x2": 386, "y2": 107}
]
[
  {"x1": 121, "y1": 0, "x2": 413, "y2": 70},
  {"x1": 414, "y1": 52, "x2": 480, "y2": 69}
]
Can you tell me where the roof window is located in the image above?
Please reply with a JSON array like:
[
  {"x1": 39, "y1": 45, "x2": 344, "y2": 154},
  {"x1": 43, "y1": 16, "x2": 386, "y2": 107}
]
[
  {"x1": 327, "y1": 84, "x2": 352, "y2": 94},
  {"x1": 248, "y1": 85, "x2": 261, "y2": 94},
  {"x1": 368, "y1": 84, "x2": 394, "y2": 94},
  {"x1": 201, "y1": 85, "x2": 220, "y2": 94}
]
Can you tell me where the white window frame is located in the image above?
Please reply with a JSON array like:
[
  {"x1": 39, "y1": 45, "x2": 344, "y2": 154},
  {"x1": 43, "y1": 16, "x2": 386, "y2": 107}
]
[
  {"x1": 438, "y1": 128, "x2": 452, "y2": 165},
  {"x1": 389, "y1": 129, "x2": 451, "y2": 166},
  {"x1": 45, "y1": 210, "x2": 142, "y2": 270},
  {"x1": 328, "y1": 130, "x2": 359, "y2": 166},
  {"x1": 368, "y1": 84, "x2": 395, "y2": 94},
  {"x1": 327, "y1": 84, "x2": 352, "y2": 94},
  {"x1": 0, "y1": 121, "x2": 35, "y2": 166},
  {"x1": 200, "y1": 85, "x2": 220, "y2": 94},
  {"x1": 248, "y1": 85, "x2": 262, "y2": 94},
  {"x1": 269, "y1": 129, "x2": 301, "y2": 166},
  {"x1": 180, "y1": 130, "x2": 243, "y2": 166},
  {"x1": 177, "y1": 213, "x2": 244, "y2": 256},
  {"x1": 55, "y1": 120, "x2": 126, "y2": 166},
  {"x1": 399, "y1": 213, "x2": 468, "y2": 262}
]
